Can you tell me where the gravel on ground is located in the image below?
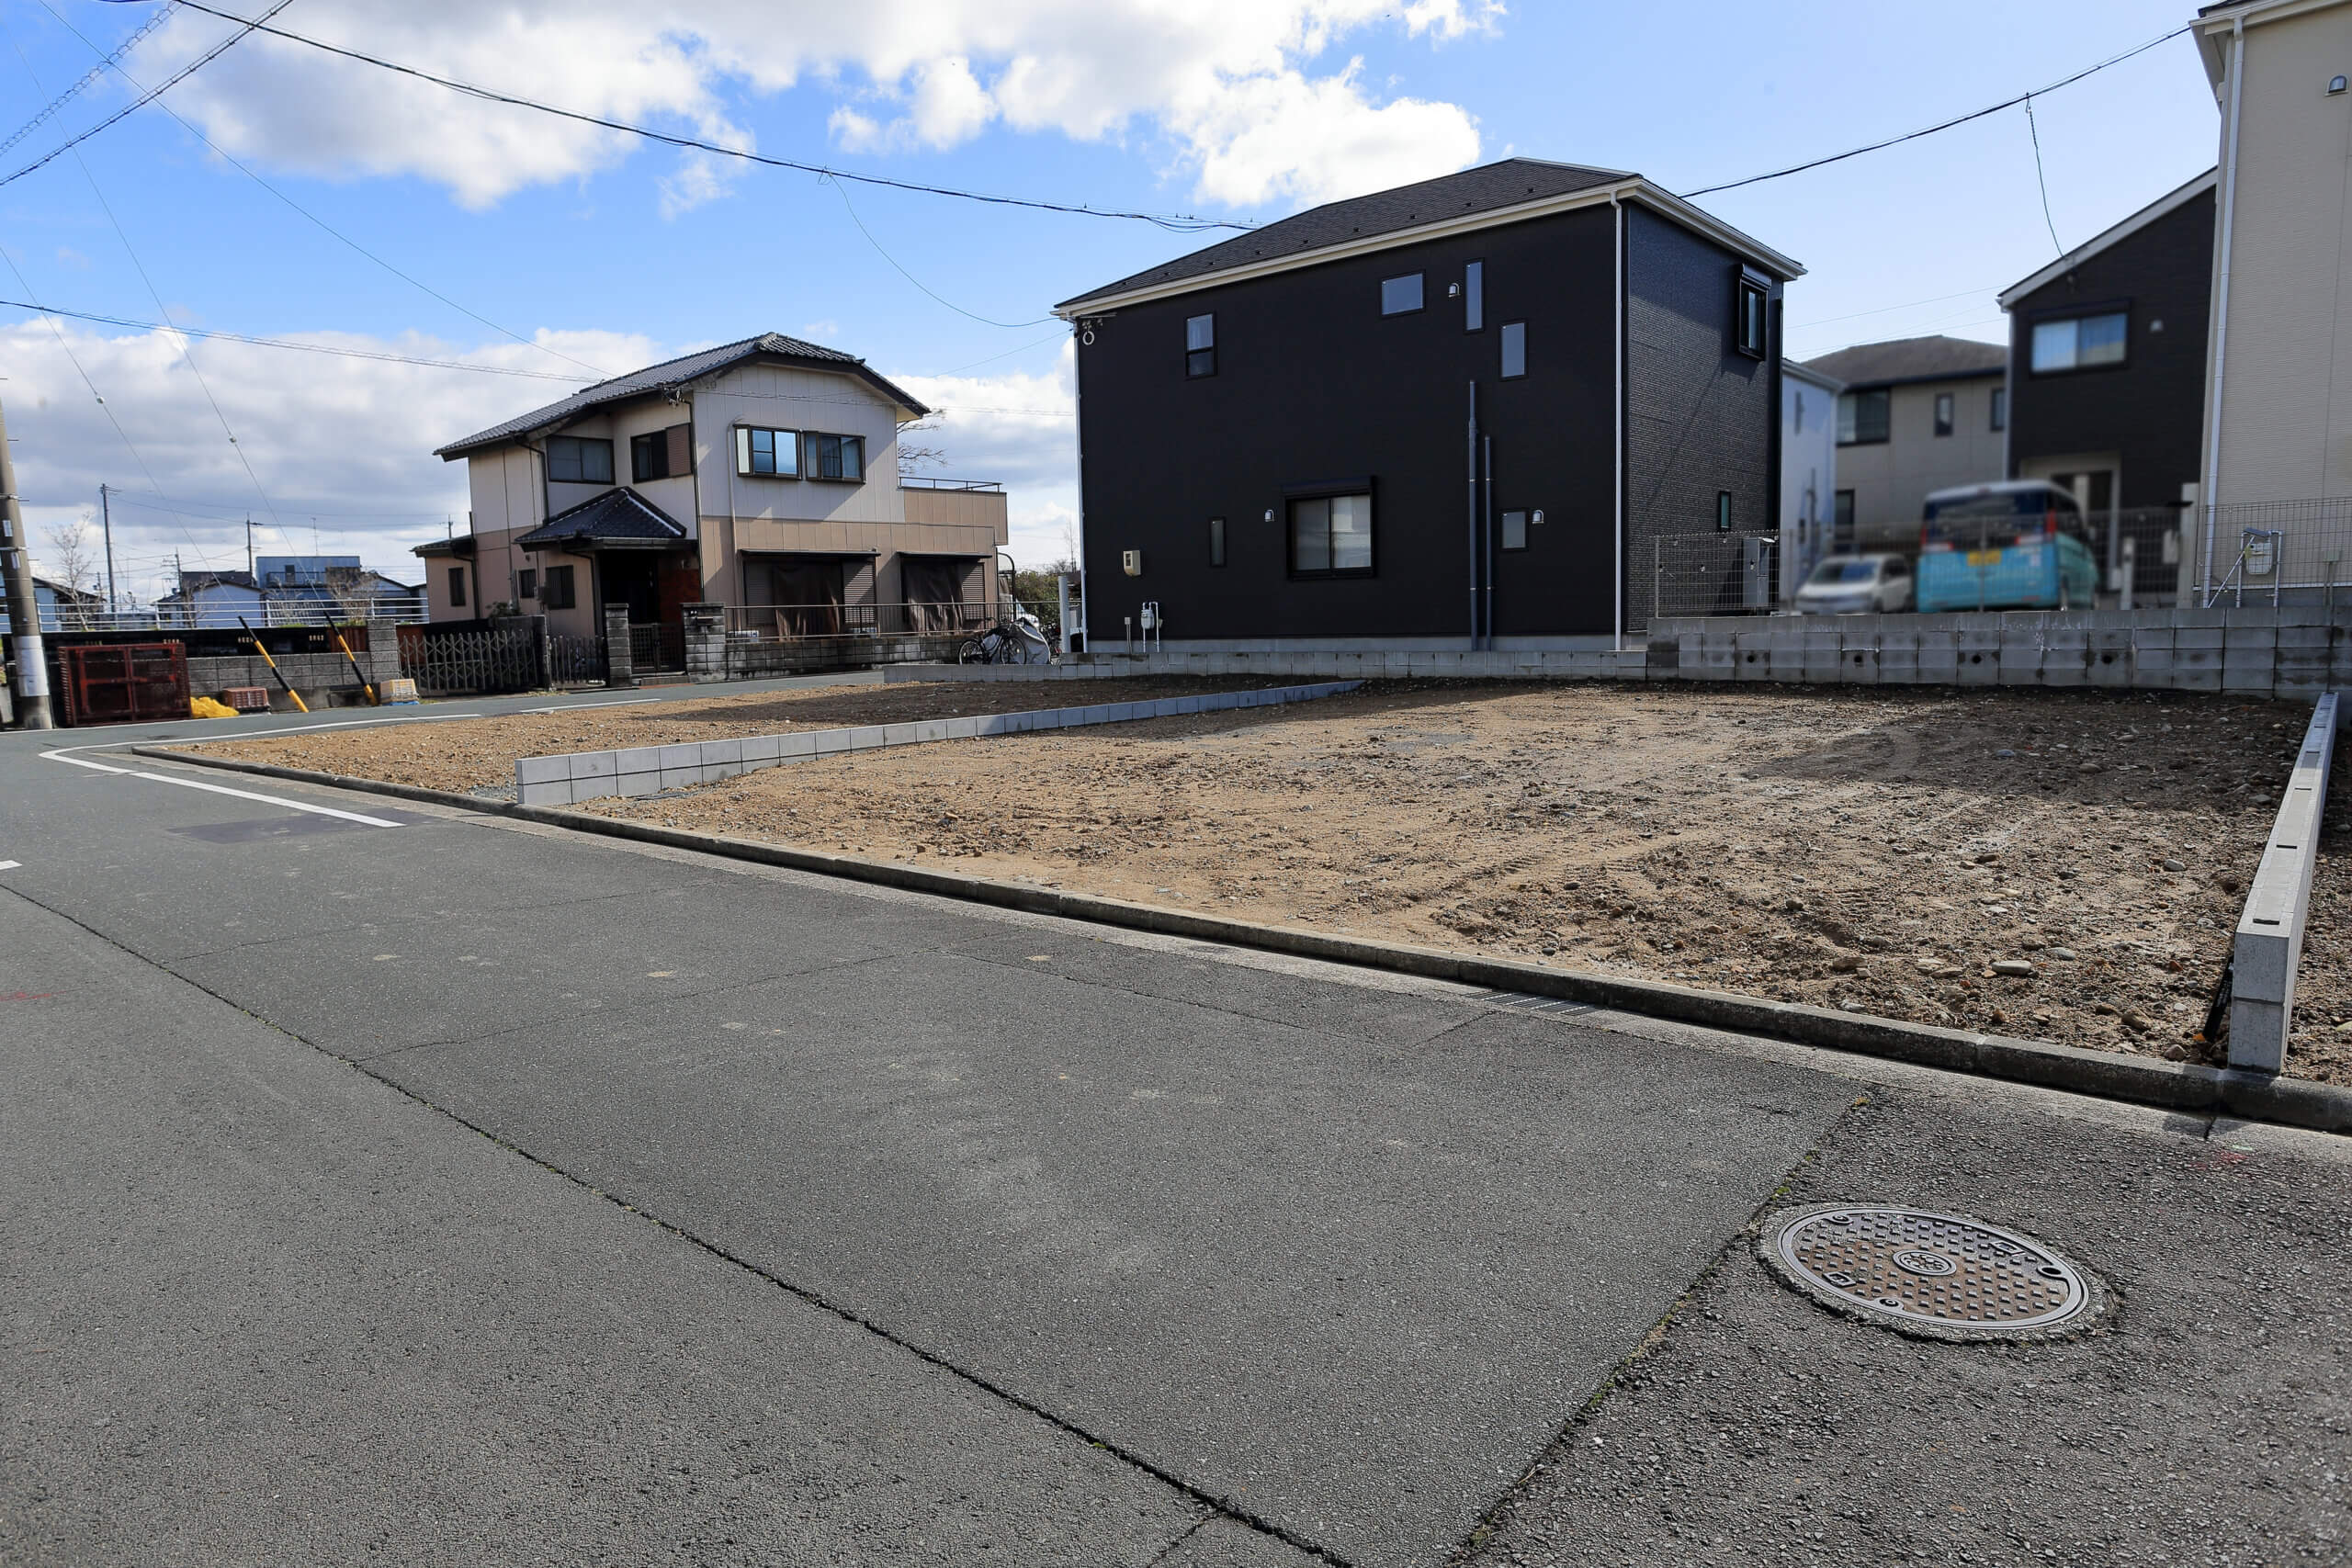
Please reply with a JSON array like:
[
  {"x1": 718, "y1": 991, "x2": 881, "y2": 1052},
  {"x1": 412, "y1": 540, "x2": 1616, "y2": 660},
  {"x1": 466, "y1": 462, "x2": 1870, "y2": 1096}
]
[{"x1": 196, "y1": 678, "x2": 2348, "y2": 1083}]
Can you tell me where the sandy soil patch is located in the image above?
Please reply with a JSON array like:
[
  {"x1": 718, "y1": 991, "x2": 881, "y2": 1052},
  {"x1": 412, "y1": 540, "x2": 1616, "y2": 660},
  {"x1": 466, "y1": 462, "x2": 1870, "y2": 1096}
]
[
  {"x1": 182, "y1": 678, "x2": 1302, "y2": 795},
  {"x1": 192, "y1": 676, "x2": 2347, "y2": 1084},
  {"x1": 571, "y1": 681, "x2": 2346, "y2": 1085}
]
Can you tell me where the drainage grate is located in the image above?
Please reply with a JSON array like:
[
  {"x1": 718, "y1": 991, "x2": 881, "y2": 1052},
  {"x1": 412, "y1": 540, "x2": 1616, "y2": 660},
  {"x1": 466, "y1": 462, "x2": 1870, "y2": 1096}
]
[
  {"x1": 1758, "y1": 1204, "x2": 2106, "y2": 1340},
  {"x1": 1481, "y1": 990, "x2": 1600, "y2": 1019}
]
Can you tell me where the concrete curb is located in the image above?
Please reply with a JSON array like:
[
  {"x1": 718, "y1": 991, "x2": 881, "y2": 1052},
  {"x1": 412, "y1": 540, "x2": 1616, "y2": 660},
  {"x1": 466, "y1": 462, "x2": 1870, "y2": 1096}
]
[{"x1": 136, "y1": 744, "x2": 2352, "y2": 1138}]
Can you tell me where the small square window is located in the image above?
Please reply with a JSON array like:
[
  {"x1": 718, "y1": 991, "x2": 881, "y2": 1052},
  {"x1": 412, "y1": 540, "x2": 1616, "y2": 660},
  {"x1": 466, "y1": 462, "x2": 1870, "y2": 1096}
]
[
  {"x1": 1186, "y1": 313, "x2": 1216, "y2": 378},
  {"x1": 1934, "y1": 391, "x2": 1955, "y2": 436},
  {"x1": 1289, "y1": 491, "x2": 1374, "y2": 576},
  {"x1": 1735, "y1": 276, "x2": 1769, "y2": 358},
  {"x1": 517, "y1": 569, "x2": 537, "y2": 601},
  {"x1": 1464, "y1": 261, "x2": 1484, "y2": 332},
  {"x1": 543, "y1": 563, "x2": 576, "y2": 610},
  {"x1": 1209, "y1": 516, "x2": 1227, "y2": 567},
  {"x1": 1500, "y1": 321, "x2": 1526, "y2": 378},
  {"x1": 1380, "y1": 274, "x2": 1424, "y2": 315},
  {"x1": 1501, "y1": 509, "x2": 1528, "y2": 550},
  {"x1": 1838, "y1": 389, "x2": 1890, "y2": 446},
  {"x1": 811, "y1": 433, "x2": 865, "y2": 481},
  {"x1": 1990, "y1": 387, "x2": 2007, "y2": 431}
]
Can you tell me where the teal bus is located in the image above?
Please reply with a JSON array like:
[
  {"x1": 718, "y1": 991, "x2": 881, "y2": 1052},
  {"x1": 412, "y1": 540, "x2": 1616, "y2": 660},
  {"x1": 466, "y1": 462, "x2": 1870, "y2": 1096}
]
[{"x1": 1915, "y1": 480, "x2": 2099, "y2": 612}]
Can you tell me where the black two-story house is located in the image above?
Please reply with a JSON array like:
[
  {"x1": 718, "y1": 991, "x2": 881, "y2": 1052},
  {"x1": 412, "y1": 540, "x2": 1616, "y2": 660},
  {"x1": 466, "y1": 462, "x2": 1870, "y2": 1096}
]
[
  {"x1": 1998, "y1": 169, "x2": 2216, "y2": 522},
  {"x1": 1053, "y1": 159, "x2": 1803, "y2": 650}
]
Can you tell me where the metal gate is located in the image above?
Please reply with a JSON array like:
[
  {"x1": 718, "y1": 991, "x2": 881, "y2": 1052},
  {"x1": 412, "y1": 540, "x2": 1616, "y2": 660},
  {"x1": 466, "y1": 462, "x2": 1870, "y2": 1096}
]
[
  {"x1": 397, "y1": 622, "x2": 541, "y2": 695},
  {"x1": 58, "y1": 642, "x2": 189, "y2": 726}
]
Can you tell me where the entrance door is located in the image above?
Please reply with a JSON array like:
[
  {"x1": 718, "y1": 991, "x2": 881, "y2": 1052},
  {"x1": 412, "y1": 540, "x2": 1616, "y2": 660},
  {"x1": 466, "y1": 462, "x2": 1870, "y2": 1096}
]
[{"x1": 597, "y1": 554, "x2": 660, "y2": 623}]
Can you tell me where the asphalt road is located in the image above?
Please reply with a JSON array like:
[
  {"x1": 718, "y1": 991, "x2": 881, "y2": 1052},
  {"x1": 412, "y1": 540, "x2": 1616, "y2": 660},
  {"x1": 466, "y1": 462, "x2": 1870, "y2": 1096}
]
[{"x1": 4, "y1": 682, "x2": 2346, "y2": 1566}]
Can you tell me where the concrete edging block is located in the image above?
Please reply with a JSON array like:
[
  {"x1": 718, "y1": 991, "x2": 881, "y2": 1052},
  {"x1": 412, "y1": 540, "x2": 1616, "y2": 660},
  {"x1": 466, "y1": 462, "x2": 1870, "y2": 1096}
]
[{"x1": 133, "y1": 743, "x2": 2352, "y2": 1139}]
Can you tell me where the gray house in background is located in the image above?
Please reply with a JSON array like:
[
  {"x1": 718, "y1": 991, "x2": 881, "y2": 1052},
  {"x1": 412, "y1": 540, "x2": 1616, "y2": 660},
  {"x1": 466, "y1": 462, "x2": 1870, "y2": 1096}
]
[{"x1": 1799, "y1": 335, "x2": 2007, "y2": 546}]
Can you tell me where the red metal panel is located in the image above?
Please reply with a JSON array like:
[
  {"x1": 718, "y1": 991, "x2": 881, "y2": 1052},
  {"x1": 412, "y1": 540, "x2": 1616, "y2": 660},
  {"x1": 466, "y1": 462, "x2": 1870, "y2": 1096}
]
[{"x1": 60, "y1": 642, "x2": 189, "y2": 726}]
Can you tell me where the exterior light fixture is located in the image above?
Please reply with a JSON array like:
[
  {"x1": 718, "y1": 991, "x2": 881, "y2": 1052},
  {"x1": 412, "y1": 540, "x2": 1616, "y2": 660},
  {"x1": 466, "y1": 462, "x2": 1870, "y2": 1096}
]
[{"x1": 2333, "y1": 73, "x2": 2348, "y2": 94}]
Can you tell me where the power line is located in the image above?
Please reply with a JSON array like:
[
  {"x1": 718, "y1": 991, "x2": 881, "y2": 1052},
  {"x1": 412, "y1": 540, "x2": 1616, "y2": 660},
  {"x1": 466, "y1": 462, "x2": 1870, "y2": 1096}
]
[
  {"x1": 3, "y1": 18, "x2": 286, "y2": 537},
  {"x1": 1679, "y1": 23, "x2": 2192, "y2": 199},
  {"x1": 0, "y1": 3, "x2": 167, "y2": 159},
  {"x1": 34, "y1": 0, "x2": 608, "y2": 380},
  {"x1": 0, "y1": 299, "x2": 594, "y2": 378},
  {"x1": 0, "y1": 0, "x2": 294, "y2": 189},
  {"x1": 150, "y1": 0, "x2": 1250, "y2": 232},
  {"x1": 822, "y1": 174, "x2": 1055, "y2": 330},
  {"x1": 2024, "y1": 95, "x2": 2064, "y2": 256}
]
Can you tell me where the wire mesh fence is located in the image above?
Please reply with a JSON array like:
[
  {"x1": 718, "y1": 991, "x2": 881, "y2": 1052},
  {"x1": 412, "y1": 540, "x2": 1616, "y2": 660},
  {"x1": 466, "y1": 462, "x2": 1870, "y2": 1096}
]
[
  {"x1": 2197, "y1": 498, "x2": 2352, "y2": 604},
  {"x1": 1646, "y1": 534, "x2": 1780, "y2": 629}
]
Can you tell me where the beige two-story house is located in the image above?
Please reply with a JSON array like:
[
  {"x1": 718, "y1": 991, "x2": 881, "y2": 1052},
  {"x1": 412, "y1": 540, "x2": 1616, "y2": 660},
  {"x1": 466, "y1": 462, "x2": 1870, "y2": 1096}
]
[
  {"x1": 1799, "y1": 335, "x2": 2008, "y2": 547},
  {"x1": 417, "y1": 333, "x2": 1008, "y2": 656}
]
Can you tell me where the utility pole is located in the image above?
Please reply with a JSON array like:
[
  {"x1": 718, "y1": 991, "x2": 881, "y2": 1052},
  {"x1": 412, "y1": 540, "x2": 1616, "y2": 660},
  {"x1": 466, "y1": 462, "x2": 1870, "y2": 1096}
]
[
  {"x1": 0, "y1": 394, "x2": 54, "y2": 728},
  {"x1": 245, "y1": 515, "x2": 254, "y2": 578},
  {"x1": 99, "y1": 481, "x2": 116, "y2": 615}
]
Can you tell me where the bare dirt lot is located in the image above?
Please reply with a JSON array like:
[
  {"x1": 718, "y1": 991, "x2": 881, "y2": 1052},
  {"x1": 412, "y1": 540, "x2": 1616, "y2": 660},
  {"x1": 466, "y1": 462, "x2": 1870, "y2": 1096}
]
[
  {"x1": 196, "y1": 679, "x2": 2352, "y2": 1084},
  {"x1": 187, "y1": 678, "x2": 1300, "y2": 796}
]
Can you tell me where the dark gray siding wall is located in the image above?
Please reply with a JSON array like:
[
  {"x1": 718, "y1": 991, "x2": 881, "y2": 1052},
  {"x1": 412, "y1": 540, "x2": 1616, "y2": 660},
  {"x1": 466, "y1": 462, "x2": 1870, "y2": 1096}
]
[
  {"x1": 1623, "y1": 206, "x2": 1777, "y2": 632},
  {"x1": 1074, "y1": 206, "x2": 1620, "y2": 644},
  {"x1": 2006, "y1": 187, "x2": 2212, "y2": 511}
]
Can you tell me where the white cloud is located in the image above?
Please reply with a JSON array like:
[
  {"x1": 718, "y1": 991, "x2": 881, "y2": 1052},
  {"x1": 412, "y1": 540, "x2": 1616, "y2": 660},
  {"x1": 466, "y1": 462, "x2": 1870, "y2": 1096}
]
[
  {"x1": 890, "y1": 341, "x2": 1080, "y2": 569},
  {"x1": 135, "y1": 0, "x2": 1499, "y2": 214},
  {"x1": 0, "y1": 319, "x2": 653, "y2": 599},
  {"x1": 0, "y1": 317, "x2": 1086, "y2": 603}
]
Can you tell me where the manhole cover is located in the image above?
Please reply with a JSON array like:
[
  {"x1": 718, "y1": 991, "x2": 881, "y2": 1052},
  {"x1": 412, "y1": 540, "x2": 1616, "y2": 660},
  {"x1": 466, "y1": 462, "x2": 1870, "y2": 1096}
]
[{"x1": 1758, "y1": 1204, "x2": 2108, "y2": 1341}]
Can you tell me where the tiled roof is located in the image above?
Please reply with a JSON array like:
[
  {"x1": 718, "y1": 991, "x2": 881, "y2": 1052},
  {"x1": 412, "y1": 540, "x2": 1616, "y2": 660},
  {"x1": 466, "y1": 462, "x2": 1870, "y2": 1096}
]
[
  {"x1": 436, "y1": 333, "x2": 929, "y2": 458},
  {"x1": 514, "y1": 487, "x2": 689, "y2": 551},
  {"x1": 1798, "y1": 335, "x2": 2007, "y2": 389},
  {"x1": 1057, "y1": 159, "x2": 1633, "y2": 310}
]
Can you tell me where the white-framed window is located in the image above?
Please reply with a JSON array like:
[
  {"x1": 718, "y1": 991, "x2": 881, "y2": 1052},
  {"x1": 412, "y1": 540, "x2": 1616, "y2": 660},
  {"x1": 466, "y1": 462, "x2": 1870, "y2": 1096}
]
[
  {"x1": 2030, "y1": 310, "x2": 2128, "y2": 373},
  {"x1": 735, "y1": 425, "x2": 800, "y2": 478}
]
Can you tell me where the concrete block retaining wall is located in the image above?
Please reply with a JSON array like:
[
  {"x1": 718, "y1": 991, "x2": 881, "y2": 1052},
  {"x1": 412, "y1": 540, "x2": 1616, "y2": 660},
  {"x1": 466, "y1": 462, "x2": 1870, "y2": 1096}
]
[
  {"x1": 905, "y1": 609, "x2": 2348, "y2": 703},
  {"x1": 514, "y1": 681, "x2": 1362, "y2": 807}
]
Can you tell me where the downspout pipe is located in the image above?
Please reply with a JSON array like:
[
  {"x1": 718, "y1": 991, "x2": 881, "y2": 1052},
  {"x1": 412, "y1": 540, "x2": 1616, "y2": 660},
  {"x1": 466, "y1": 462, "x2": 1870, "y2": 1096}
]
[
  {"x1": 1611, "y1": 190, "x2": 1626, "y2": 651},
  {"x1": 2200, "y1": 14, "x2": 2245, "y2": 606},
  {"x1": 1466, "y1": 380, "x2": 1480, "y2": 649},
  {"x1": 1481, "y1": 434, "x2": 1495, "y2": 649}
]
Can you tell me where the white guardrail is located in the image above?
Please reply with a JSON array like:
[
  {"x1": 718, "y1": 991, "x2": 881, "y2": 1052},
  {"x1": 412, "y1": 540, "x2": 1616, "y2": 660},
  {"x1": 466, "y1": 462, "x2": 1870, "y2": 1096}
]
[{"x1": 2230, "y1": 691, "x2": 2339, "y2": 1072}]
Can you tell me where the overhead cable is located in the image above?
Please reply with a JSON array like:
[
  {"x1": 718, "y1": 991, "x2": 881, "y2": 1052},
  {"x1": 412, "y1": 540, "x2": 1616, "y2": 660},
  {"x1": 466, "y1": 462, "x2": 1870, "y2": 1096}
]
[
  {"x1": 0, "y1": 0, "x2": 294, "y2": 188},
  {"x1": 0, "y1": 301, "x2": 592, "y2": 378},
  {"x1": 0, "y1": 4, "x2": 168, "y2": 159},
  {"x1": 37, "y1": 0, "x2": 605, "y2": 378},
  {"x1": 1679, "y1": 24, "x2": 2192, "y2": 199},
  {"x1": 144, "y1": 0, "x2": 1250, "y2": 232}
]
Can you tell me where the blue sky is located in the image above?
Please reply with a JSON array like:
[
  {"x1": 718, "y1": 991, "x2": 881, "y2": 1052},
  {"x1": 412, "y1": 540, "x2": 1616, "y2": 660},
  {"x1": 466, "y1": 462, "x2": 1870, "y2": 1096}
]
[{"x1": 0, "y1": 0, "x2": 2218, "y2": 600}]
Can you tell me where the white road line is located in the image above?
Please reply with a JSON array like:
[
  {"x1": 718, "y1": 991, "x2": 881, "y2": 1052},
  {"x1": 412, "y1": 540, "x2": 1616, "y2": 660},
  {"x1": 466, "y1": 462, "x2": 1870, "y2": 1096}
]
[
  {"x1": 0, "y1": 861, "x2": 18, "y2": 871},
  {"x1": 40, "y1": 747, "x2": 404, "y2": 827}
]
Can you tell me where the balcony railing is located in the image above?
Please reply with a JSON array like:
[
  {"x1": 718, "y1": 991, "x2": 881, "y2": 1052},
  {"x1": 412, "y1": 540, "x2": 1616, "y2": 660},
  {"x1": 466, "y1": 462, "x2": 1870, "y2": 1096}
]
[
  {"x1": 3, "y1": 594, "x2": 431, "y2": 635},
  {"x1": 899, "y1": 477, "x2": 1003, "y2": 492}
]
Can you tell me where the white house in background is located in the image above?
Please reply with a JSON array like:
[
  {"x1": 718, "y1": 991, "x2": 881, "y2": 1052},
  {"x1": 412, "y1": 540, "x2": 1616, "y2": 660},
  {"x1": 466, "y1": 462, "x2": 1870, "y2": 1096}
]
[
  {"x1": 2194, "y1": 0, "x2": 2352, "y2": 528},
  {"x1": 420, "y1": 333, "x2": 1009, "y2": 655},
  {"x1": 151, "y1": 570, "x2": 263, "y2": 626},
  {"x1": 1780, "y1": 360, "x2": 1842, "y2": 599}
]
